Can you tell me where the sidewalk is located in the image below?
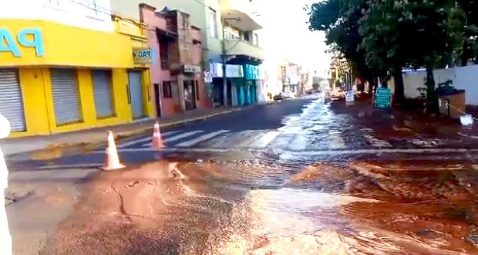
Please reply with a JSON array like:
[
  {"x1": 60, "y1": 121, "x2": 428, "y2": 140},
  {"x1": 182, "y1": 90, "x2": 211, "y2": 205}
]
[
  {"x1": 0, "y1": 107, "x2": 242, "y2": 156},
  {"x1": 332, "y1": 92, "x2": 478, "y2": 140}
]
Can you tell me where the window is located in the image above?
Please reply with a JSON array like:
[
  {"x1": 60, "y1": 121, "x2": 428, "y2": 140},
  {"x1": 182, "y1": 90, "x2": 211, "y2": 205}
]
[
  {"x1": 243, "y1": 31, "x2": 251, "y2": 42},
  {"x1": 162, "y1": 81, "x2": 172, "y2": 98},
  {"x1": 195, "y1": 80, "x2": 200, "y2": 100},
  {"x1": 159, "y1": 40, "x2": 169, "y2": 69},
  {"x1": 209, "y1": 8, "x2": 217, "y2": 38},
  {"x1": 224, "y1": 29, "x2": 240, "y2": 40},
  {"x1": 253, "y1": 33, "x2": 259, "y2": 46}
]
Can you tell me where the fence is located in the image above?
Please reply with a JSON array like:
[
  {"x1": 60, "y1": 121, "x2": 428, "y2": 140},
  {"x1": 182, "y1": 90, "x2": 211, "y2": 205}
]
[{"x1": 388, "y1": 65, "x2": 478, "y2": 106}]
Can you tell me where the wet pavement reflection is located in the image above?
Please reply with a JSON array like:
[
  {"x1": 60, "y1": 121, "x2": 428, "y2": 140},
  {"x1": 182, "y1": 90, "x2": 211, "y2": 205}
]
[{"x1": 36, "y1": 97, "x2": 478, "y2": 255}]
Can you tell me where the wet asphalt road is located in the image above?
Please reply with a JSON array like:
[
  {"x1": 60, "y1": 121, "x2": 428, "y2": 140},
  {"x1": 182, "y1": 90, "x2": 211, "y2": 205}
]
[{"x1": 9, "y1": 96, "x2": 478, "y2": 255}]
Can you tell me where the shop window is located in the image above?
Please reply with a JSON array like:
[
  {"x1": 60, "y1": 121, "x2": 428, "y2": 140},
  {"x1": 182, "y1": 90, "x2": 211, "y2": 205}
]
[
  {"x1": 162, "y1": 81, "x2": 172, "y2": 98},
  {"x1": 195, "y1": 81, "x2": 200, "y2": 100}
]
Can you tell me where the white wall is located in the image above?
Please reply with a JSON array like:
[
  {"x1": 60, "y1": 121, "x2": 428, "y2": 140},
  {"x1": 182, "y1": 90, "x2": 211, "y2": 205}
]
[
  {"x1": 1, "y1": 0, "x2": 114, "y2": 32},
  {"x1": 401, "y1": 65, "x2": 478, "y2": 105}
]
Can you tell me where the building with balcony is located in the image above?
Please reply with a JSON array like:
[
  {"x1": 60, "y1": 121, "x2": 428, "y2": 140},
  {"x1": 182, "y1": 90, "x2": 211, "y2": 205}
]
[
  {"x1": 110, "y1": 0, "x2": 266, "y2": 107},
  {"x1": 212, "y1": 0, "x2": 266, "y2": 106},
  {"x1": 140, "y1": 4, "x2": 209, "y2": 117},
  {"x1": 0, "y1": 0, "x2": 154, "y2": 137}
]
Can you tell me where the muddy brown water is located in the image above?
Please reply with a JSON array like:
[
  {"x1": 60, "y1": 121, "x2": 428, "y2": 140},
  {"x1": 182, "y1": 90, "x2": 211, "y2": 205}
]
[
  {"x1": 36, "y1": 97, "x2": 478, "y2": 254},
  {"x1": 37, "y1": 159, "x2": 478, "y2": 255}
]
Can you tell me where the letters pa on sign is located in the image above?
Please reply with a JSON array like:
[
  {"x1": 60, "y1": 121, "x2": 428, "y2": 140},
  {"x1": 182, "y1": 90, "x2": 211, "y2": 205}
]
[
  {"x1": 0, "y1": 28, "x2": 44, "y2": 57},
  {"x1": 133, "y1": 48, "x2": 154, "y2": 64}
]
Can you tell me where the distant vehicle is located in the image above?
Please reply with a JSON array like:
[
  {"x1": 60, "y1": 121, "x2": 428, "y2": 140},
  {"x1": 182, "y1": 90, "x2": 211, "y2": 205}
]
[
  {"x1": 273, "y1": 92, "x2": 295, "y2": 101},
  {"x1": 284, "y1": 91, "x2": 295, "y2": 99}
]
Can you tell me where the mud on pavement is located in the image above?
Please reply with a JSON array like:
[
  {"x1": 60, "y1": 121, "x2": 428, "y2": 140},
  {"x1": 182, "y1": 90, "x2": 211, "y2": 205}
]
[{"x1": 31, "y1": 158, "x2": 478, "y2": 255}]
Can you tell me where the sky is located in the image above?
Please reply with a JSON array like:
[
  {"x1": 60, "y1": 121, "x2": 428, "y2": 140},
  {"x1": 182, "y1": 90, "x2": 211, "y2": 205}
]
[{"x1": 255, "y1": 0, "x2": 331, "y2": 76}]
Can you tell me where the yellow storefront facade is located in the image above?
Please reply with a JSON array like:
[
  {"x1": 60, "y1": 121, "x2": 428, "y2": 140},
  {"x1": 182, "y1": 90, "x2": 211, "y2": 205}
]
[{"x1": 0, "y1": 18, "x2": 154, "y2": 137}]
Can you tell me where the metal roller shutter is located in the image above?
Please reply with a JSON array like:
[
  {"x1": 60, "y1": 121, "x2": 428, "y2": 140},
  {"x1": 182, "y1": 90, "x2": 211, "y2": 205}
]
[
  {"x1": 0, "y1": 70, "x2": 26, "y2": 132},
  {"x1": 50, "y1": 69, "x2": 81, "y2": 125},
  {"x1": 92, "y1": 70, "x2": 114, "y2": 118}
]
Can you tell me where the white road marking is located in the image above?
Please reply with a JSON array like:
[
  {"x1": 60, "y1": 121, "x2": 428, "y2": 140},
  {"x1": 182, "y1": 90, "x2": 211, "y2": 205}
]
[
  {"x1": 363, "y1": 134, "x2": 393, "y2": 148},
  {"x1": 231, "y1": 131, "x2": 259, "y2": 148},
  {"x1": 328, "y1": 131, "x2": 346, "y2": 149},
  {"x1": 37, "y1": 163, "x2": 102, "y2": 170},
  {"x1": 249, "y1": 131, "x2": 281, "y2": 148},
  {"x1": 118, "y1": 131, "x2": 178, "y2": 148},
  {"x1": 88, "y1": 147, "x2": 478, "y2": 156},
  {"x1": 142, "y1": 131, "x2": 203, "y2": 147},
  {"x1": 176, "y1": 130, "x2": 229, "y2": 147},
  {"x1": 287, "y1": 134, "x2": 307, "y2": 151},
  {"x1": 281, "y1": 148, "x2": 478, "y2": 156},
  {"x1": 90, "y1": 147, "x2": 233, "y2": 153}
]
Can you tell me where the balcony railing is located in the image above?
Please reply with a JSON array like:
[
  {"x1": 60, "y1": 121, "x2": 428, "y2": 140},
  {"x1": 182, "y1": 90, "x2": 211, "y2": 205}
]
[{"x1": 225, "y1": 39, "x2": 264, "y2": 61}]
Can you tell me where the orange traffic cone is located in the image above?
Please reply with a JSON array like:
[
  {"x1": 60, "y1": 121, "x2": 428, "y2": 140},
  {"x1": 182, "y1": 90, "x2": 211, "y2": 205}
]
[
  {"x1": 152, "y1": 122, "x2": 165, "y2": 148},
  {"x1": 102, "y1": 131, "x2": 125, "y2": 171}
]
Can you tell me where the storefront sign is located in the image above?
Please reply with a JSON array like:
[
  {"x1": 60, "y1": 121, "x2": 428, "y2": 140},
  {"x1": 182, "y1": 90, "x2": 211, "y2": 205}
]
[
  {"x1": 374, "y1": 87, "x2": 392, "y2": 109},
  {"x1": 183, "y1": 64, "x2": 201, "y2": 73},
  {"x1": 0, "y1": 28, "x2": 44, "y2": 57},
  {"x1": 133, "y1": 48, "x2": 153, "y2": 64},
  {"x1": 226, "y1": 65, "x2": 243, "y2": 78},
  {"x1": 210, "y1": 63, "x2": 243, "y2": 78}
]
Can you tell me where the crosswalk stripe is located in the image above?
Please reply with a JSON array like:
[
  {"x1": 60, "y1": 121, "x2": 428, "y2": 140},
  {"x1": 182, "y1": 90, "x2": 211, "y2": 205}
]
[
  {"x1": 248, "y1": 131, "x2": 281, "y2": 148},
  {"x1": 329, "y1": 131, "x2": 346, "y2": 149},
  {"x1": 362, "y1": 134, "x2": 392, "y2": 148},
  {"x1": 142, "y1": 131, "x2": 204, "y2": 147},
  {"x1": 288, "y1": 134, "x2": 307, "y2": 151},
  {"x1": 118, "y1": 131, "x2": 178, "y2": 148},
  {"x1": 233, "y1": 131, "x2": 261, "y2": 148},
  {"x1": 176, "y1": 130, "x2": 229, "y2": 147}
]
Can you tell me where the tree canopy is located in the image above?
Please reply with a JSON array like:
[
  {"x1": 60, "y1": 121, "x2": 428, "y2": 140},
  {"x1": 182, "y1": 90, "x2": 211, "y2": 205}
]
[{"x1": 307, "y1": 0, "x2": 472, "y2": 111}]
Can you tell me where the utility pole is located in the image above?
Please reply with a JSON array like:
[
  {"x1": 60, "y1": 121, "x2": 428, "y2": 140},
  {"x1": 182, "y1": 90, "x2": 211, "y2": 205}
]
[{"x1": 221, "y1": 20, "x2": 228, "y2": 107}]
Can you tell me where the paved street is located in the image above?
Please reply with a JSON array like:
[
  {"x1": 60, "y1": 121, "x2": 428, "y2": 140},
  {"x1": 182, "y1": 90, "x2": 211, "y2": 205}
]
[{"x1": 7, "y1": 96, "x2": 478, "y2": 255}]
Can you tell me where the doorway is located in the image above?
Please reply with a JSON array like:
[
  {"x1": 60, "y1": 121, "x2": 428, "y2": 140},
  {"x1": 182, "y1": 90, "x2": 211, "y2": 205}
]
[
  {"x1": 183, "y1": 80, "x2": 196, "y2": 111},
  {"x1": 154, "y1": 83, "x2": 161, "y2": 117},
  {"x1": 127, "y1": 71, "x2": 144, "y2": 119}
]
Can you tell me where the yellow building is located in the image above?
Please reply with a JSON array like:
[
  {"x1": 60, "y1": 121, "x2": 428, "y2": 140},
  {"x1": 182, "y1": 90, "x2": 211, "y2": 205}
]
[{"x1": 0, "y1": 17, "x2": 154, "y2": 137}]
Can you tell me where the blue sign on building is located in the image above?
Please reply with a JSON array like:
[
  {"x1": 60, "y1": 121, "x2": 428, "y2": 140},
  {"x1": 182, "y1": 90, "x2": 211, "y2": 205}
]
[{"x1": 0, "y1": 28, "x2": 44, "y2": 57}]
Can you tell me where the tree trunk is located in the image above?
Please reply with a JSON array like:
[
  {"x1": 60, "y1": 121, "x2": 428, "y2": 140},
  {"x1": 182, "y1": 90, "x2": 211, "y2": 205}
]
[
  {"x1": 461, "y1": 41, "x2": 469, "y2": 66},
  {"x1": 393, "y1": 68, "x2": 405, "y2": 105},
  {"x1": 425, "y1": 66, "x2": 438, "y2": 113},
  {"x1": 368, "y1": 74, "x2": 376, "y2": 94}
]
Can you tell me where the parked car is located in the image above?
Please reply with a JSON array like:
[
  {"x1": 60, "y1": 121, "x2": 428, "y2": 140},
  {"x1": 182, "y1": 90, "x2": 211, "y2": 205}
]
[
  {"x1": 273, "y1": 92, "x2": 295, "y2": 101},
  {"x1": 284, "y1": 91, "x2": 295, "y2": 99}
]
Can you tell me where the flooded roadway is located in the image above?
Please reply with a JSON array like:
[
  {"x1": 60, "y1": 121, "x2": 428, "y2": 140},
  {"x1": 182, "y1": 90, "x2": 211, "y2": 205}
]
[{"x1": 26, "y1": 96, "x2": 478, "y2": 254}]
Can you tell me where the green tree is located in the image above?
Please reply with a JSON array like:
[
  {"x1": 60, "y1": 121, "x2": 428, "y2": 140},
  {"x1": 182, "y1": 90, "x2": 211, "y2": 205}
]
[
  {"x1": 307, "y1": 0, "x2": 380, "y2": 93},
  {"x1": 457, "y1": 0, "x2": 478, "y2": 65},
  {"x1": 359, "y1": 0, "x2": 465, "y2": 112}
]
